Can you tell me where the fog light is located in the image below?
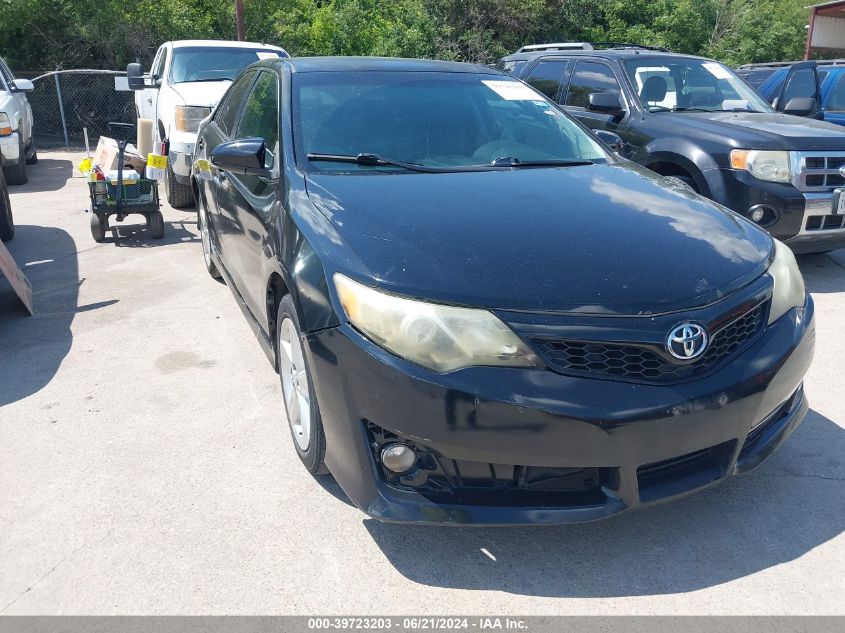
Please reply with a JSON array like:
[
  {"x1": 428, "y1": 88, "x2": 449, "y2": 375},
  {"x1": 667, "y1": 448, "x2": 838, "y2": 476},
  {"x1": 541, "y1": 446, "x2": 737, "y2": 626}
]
[
  {"x1": 750, "y1": 208, "x2": 765, "y2": 223},
  {"x1": 746, "y1": 204, "x2": 776, "y2": 226},
  {"x1": 381, "y1": 443, "x2": 416, "y2": 473}
]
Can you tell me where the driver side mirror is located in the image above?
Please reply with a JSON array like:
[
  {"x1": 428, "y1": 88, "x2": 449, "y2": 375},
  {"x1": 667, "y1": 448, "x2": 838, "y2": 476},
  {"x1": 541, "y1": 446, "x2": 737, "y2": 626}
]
[
  {"x1": 782, "y1": 97, "x2": 817, "y2": 117},
  {"x1": 587, "y1": 92, "x2": 625, "y2": 116},
  {"x1": 126, "y1": 63, "x2": 146, "y2": 91},
  {"x1": 12, "y1": 79, "x2": 34, "y2": 92},
  {"x1": 211, "y1": 137, "x2": 271, "y2": 177},
  {"x1": 594, "y1": 130, "x2": 625, "y2": 154}
]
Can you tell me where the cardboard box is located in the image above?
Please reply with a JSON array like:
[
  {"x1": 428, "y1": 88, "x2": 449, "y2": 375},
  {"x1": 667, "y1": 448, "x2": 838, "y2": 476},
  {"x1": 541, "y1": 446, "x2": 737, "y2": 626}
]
[{"x1": 92, "y1": 137, "x2": 147, "y2": 174}]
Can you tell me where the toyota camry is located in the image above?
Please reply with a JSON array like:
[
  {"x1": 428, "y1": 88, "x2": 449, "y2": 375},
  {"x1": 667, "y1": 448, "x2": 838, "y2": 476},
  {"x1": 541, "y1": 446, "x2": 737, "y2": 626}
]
[{"x1": 192, "y1": 57, "x2": 814, "y2": 524}]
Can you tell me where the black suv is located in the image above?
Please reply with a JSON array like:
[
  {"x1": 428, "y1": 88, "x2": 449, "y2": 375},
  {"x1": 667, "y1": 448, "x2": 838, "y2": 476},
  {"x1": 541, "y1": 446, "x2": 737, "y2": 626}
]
[{"x1": 498, "y1": 44, "x2": 845, "y2": 253}]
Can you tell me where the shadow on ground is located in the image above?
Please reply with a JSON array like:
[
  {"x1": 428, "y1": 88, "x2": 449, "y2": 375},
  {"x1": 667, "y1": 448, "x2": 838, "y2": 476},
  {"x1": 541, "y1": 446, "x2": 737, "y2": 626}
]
[
  {"x1": 12, "y1": 158, "x2": 74, "y2": 194},
  {"x1": 0, "y1": 224, "x2": 115, "y2": 407},
  {"x1": 362, "y1": 409, "x2": 844, "y2": 597},
  {"x1": 100, "y1": 216, "x2": 200, "y2": 248},
  {"x1": 798, "y1": 252, "x2": 845, "y2": 294}
]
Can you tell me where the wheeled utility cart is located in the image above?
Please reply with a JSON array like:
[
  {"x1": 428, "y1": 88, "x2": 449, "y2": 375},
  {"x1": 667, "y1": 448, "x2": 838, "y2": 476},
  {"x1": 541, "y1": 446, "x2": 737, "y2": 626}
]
[{"x1": 87, "y1": 122, "x2": 164, "y2": 243}]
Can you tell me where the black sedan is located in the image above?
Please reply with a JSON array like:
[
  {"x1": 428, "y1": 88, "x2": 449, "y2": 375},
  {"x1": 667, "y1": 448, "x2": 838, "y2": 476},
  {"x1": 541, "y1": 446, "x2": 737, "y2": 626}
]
[{"x1": 192, "y1": 57, "x2": 814, "y2": 525}]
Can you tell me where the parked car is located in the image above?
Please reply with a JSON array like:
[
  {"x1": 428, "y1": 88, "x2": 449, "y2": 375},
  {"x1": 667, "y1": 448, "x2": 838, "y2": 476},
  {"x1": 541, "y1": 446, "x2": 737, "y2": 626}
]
[
  {"x1": 193, "y1": 56, "x2": 813, "y2": 525},
  {"x1": 126, "y1": 39, "x2": 288, "y2": 208},
  {"x1": 0, "y1": 165, "x2": 13, "y2": 241},
  {"x1": 0, "y1": 56, "x2": 37, "y2": 186},
  {"x1": 497, "y1": 44, "x2": 845, "y2": 254},
  {"x1": 737, "y1": 60, "x2": 845, "y2": 126}
]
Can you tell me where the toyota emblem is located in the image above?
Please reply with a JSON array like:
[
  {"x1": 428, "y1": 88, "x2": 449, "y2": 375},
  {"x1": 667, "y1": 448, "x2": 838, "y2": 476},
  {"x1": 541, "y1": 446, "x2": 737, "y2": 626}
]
[{"x1": 666, "y1": 323, "x2": 708, "y2": 360}]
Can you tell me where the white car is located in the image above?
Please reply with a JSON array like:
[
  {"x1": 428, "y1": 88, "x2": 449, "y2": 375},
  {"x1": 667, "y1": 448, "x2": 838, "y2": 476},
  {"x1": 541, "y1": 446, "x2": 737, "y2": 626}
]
[
  {"x1": 127, "y1": 40, "x2": 288, "y2": 208},
  {"x1": 0, "y1": 56, "x2": 36, "y2": 186}
]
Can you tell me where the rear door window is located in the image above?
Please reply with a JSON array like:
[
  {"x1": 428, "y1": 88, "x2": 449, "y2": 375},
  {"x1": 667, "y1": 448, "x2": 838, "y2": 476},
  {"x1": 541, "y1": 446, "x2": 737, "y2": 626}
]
[
  {"x1": 523, "y1": 59, "x2": 569, "y2": 102},
  {"x1": 214, "y1": 70, "x2": 257, "y2": 138},
  {"x1": 781, "y1": 67, "x2": 817, "y2": 106}
]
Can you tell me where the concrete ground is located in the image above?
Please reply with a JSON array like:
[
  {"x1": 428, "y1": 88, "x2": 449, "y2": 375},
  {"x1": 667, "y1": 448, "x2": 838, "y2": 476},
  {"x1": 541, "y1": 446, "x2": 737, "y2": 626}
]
[{"x1": 0, "y1": 151, "x2": 843, "y2": 615}]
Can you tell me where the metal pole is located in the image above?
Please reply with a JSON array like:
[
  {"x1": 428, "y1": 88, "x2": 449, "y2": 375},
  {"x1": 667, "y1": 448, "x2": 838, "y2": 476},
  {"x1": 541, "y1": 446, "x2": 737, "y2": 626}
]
[
  {"x1": 54, "y1": 68, "x2": 69, "y2": 148},
  {"x1": 235, "y1": 0, "x2": 245, "y2": 41}
]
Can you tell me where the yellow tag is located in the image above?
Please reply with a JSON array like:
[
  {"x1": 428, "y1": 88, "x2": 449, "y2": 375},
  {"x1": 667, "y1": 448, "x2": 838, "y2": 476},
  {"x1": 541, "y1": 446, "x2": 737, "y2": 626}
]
[
  {"x1": 195, "y1": 158, "x2": 211, "y2": 172},
  {"x1": 147, "y1": 154, "x2": 168, "y2": 169},
  {"x1": 79, "y1": 158, "x2": 92, "y2": 174}
]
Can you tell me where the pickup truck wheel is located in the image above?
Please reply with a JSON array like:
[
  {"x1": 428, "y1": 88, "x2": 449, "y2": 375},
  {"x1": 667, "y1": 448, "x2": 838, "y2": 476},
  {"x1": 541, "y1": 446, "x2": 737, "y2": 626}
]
[
  {"x1": 2, "y1": 133, "x2": 28, "y2": 185},
  {"x1": 277, "y1": 295, "x2": 328, "y2": 475},
  {"x1": 164, "y1": 163, "x2": 194, "y2": 209},
  {"x1": 0, "y1": 171, "x2": 14, "y2": 242},
  {"x1": 25, "y1": 140, "x2": 38, "y2": 165}
]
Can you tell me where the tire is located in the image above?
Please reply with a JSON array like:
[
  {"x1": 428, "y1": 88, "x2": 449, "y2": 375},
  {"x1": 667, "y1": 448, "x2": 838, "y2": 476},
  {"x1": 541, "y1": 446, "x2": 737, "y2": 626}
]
[
  {"x1": 25, "y1": 140, "x2": 38, "y2": 165},
  {"x1": 3, "y1": 132, "x2": 28, "y2": 185},
  {"x1": 164, "y1": 163, "x2": 194, "y2": 209},
  {"x1": 197, "y1": 189, "x2": 222, "y2": 280},
  {"x1": 90, "y1": 212, "x2": 106, "y2": 242},
  {"x1": 277, "y1": 295, "x2": 327, "y2": 475},
  {"x1": 0, "y1": 170, "x2": 13, "y2": 242},
  {"x1": 149, "y1": 210, "x2": 165, "y2": 239}
]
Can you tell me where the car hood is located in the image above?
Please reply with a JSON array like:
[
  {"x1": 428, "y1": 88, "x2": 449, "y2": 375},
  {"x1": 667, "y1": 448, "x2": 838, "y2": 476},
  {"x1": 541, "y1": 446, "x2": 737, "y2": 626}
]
[
  {"x1": 169, "y1": 80, "x2": 231, "y2": 108},
  {"x1": 305, "y1": 163, "x2": 773, "y2": 314},
  {"x1": 660, "y1": 111, "x2": 845, "y2": 150}
]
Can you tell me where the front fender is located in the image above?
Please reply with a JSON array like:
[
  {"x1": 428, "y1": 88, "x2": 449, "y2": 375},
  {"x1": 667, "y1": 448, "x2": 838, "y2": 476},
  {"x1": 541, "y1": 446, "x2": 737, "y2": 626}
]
[{"x1": 637, "y1": 138, "x2": 724, "y2": 199}]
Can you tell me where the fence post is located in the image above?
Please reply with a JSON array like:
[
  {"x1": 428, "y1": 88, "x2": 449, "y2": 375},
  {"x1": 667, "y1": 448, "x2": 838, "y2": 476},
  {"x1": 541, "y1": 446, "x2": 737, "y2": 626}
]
[{"x1": 54, "y1": 67, "x2": 69, "y2": 148}]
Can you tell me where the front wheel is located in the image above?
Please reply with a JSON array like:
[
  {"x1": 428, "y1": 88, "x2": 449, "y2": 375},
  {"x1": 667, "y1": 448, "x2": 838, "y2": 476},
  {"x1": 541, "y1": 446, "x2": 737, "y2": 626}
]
[
  {"x1": 90, "y1": 212, "x2": 106, "y2": 242},
  {"x1": 3, "y1": 132, "x2": 28, "y2": 185},
  {"x1": 164, "y1": 163, "x2": 194, "y2": 209},
  {"x1": 277, "y1": 295, "x2": 327, "y2": 474}
]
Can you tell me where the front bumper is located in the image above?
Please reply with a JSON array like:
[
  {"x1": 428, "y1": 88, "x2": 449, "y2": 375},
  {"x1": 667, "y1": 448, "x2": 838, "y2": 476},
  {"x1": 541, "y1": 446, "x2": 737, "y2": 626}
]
[
  {"x1": 305, "y1": 298, "x2": 815, "y2": 525},
  {"x1": 706, "y1": 168, "x2": 845, "y2": 253},
  {"x1": 168, "y1": 132, "x2": 196, "y2": 184},
  {"x1": 0, "y1": 132, "x2": 20, "y2": 165}
]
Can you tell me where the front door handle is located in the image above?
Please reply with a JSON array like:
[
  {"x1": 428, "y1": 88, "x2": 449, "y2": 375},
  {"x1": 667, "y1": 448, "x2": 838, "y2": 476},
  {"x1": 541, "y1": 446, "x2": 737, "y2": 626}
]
[{"x1": 147, "y1": 97, "x2": 153, "y2": 105}]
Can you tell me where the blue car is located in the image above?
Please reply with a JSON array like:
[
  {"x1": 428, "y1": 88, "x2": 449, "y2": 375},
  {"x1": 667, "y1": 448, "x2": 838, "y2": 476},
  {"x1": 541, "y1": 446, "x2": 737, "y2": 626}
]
[{"x1": 737, "y1": 60, "x2": 845, "y2": 125}]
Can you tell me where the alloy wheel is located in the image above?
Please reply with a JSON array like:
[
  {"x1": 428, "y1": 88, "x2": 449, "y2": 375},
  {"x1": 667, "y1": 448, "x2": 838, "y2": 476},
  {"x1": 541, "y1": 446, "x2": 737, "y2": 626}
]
[{"x1": 278, "y1": 318, "x2": 311, "y2": 451}]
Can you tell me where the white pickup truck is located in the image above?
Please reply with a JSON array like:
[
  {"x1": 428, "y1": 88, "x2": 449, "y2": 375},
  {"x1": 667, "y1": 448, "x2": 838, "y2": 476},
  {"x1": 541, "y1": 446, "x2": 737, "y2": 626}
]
[
  {"x1": 0, "y1": 56, "x2": 37, "y2": 186},
  {"x1": 127, "y1": 40, "x2": 288, "y2": 207}
]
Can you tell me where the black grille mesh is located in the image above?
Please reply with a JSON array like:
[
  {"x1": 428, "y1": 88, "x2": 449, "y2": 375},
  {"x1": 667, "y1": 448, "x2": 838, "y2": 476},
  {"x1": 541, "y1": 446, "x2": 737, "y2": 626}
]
[{"x1": 535, "y1": 302, "x2": 768, "y2": 383}]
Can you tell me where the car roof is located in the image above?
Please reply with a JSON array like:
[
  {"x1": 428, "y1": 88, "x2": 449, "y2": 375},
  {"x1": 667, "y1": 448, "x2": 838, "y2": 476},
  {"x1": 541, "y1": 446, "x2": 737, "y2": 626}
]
[
  {"x1": 500, "y1": 49, "x2": 714, "y2": 64},
  {"x1": 169, "y1": 40, "x2": 286, "y2": 51},
  {"x1": 281, "y1": 56, "x2": 499, "y2": 74}
]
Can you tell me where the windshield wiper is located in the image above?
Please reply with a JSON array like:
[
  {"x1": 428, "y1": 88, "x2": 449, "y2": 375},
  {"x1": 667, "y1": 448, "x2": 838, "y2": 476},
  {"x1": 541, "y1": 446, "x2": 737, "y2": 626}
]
[
  {"x1": 307, "y1": 152, "x2": 479, "y2": 173},
  {"x1": 181, "y1": 77, "x2": 234, "y2": 83},
  {"x1": 490, "y1": 156, "x2": 594, "y2": 168}
]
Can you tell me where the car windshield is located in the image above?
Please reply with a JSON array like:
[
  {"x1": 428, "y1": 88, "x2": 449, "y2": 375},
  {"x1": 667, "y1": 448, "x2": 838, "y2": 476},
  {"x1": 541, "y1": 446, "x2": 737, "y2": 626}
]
[
  {"x1": 624, "y1": 57, "x2": 773, "y2": 113},
  {"x1": 170, "y1": 47, "x2": 285, "y2": 83},
  {"x1": 293, "y1": 71, "x2": 608, "y2": 171}
]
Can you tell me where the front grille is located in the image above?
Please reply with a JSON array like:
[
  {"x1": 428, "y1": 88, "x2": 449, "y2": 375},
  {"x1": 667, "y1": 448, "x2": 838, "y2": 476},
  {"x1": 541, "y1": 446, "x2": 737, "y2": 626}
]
[
  {"x1": 799, "y1": 153, "x2": 845, "y2": 191},
  {"x1": 805, "y1": 214, "x2": 845, "y2": 231},
  {"x1": 739, "y1": 387, "x2": 801, "y2": 458},
  {"x1": 535, "y1": 301, "x2": 767, "y2": 384},
  {"x1": 637, "y1": 440, "x2": 735, "y2": 503}
]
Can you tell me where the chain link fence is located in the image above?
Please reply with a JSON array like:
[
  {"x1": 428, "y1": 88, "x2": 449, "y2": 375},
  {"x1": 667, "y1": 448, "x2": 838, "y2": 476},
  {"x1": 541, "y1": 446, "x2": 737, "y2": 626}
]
[{"x1": 19, "y1": 69, "x2": 136, "y2": 149}]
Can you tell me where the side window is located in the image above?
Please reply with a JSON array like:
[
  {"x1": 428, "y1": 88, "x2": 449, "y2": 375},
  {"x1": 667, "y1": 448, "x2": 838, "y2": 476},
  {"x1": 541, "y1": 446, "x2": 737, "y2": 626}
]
[
  {"x1": 523, "y1": 60, "x2": 568, "y2": 101},
  {"x1": 827, "y1": 73, "x2": 845, "y2": 112},
  {"x1": 214, "y1": 70, "x2": 257, "y2": 137},
  {"x1": 565, "y1": 61, "x2": 621, "y2": 109},
  {"x1": 0, "y1": 59, "x2": 15, "y2": 90},
  {"x1": 151, "y1": 48, "x2": 166, "y2": 80},
  {"x1": 781, "y1": 67, "x2": 816, "y2": 106},
  {"x1": 235, "y1": 72, "x2": 279, "y2": 169}
]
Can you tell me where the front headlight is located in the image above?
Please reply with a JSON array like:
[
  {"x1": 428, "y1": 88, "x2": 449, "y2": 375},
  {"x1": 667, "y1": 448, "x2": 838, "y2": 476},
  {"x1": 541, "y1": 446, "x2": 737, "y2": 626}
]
[
  {"x1": 730, "y1": 149, "x2": 792, "y2": 183},
  {"x1": 174, "y1": 105, "x2": 212, "y2": 133},
  {"x1": 767, "y1": 240, "x2": 806, "y2": 324},
  {"x1": 334, "y1": 274, "x2": 541, "y2": 372},
  {"x1": 0, "y1": 113, "x2": 12, "y2": 136}
]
